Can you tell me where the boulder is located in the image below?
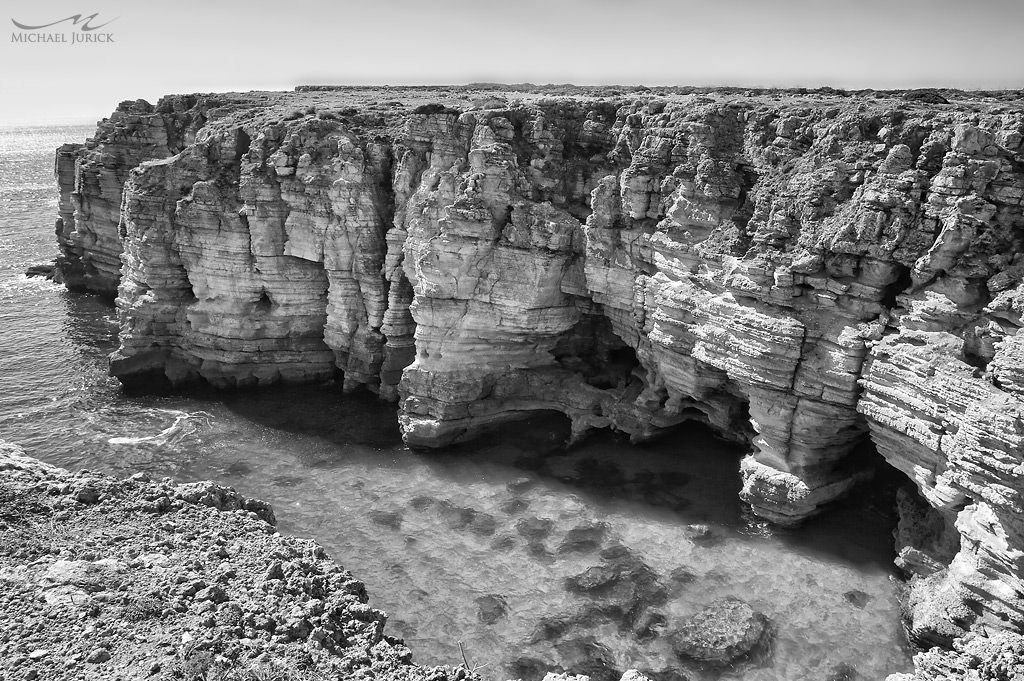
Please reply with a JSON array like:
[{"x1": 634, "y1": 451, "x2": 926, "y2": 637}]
[{"x1": 672, "y1": 597, "x2": 770, "y2": 664}]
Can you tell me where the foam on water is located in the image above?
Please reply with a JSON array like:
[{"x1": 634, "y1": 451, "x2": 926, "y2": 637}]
[
  {"x1": 0, "y1": 273, "x2": 63, "y2": 295},
  {"x1": 107, "y1": 409, "x2": 213, "y2": 446},
  {"x1": 0, "y1": 124, "x2": 915, "y2": 680}
]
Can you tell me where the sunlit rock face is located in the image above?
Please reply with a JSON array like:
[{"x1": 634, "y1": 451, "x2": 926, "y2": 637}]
[
  {"x1": 56, "y1": 89, "x2": 1024, "y2": 645},
  {"x1": 394, "y1": 100, "x2": 908, "y2": 532},
  {"x1": 109, "y1": 116, "x2": 394, "y2": 390},
  {"x1": 55, "y1": 97, "x2": 207, "y2": 294},
  {"x1": 395, "y1": 104, "x2": 627, "y2": 447},
  {"x1": 857, "y1": 121, "x2": 1024, "y2": 644}
]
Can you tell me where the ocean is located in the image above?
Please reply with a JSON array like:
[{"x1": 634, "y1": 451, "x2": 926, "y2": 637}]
[{"x1": 0, "y1": 124, "x2": 913, "y2": 680}]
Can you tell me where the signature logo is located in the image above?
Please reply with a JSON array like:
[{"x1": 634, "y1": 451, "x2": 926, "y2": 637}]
[
  {"x1": 10, "y1": 12, "x2": 116, "y2": 44},
  {"x1": 11, "y1": 13, "x2": 116, "y2": 31}
]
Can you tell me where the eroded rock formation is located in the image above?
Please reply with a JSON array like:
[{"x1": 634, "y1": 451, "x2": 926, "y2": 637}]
[
  {"x1": 54, "y1": 97, "x2": 208, "y2": 294},
  {"x1": 53, "y1": 87, "x2": 1024, "y2": 653}
]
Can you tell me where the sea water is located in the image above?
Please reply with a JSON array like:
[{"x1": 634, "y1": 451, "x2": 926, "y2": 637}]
[{"x1": 0, "y1": 125, "x2": 913, "y2": 680}]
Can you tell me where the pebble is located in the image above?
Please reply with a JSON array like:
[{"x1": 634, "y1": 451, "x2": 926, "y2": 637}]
[
  {"x1": 75, "y1": 487, "x2": 100, "y2": 504},
  {"x1": 195, "y1": 585, "x2": 228, "y2": 603}
]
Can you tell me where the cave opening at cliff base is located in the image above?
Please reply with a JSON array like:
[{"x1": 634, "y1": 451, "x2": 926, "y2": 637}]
[{"x1": 552, "y1": 315, "x2": 641, "y2": 391}]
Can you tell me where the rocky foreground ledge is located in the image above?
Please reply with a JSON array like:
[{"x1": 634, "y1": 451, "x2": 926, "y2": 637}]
[{"x1": 0, "y1": 441, "x2": 475, "y2": 681}]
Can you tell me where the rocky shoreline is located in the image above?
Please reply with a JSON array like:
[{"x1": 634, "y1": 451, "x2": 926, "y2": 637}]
[{"x1": 0, "y1": 441, "x2": 473, "y2": 681}]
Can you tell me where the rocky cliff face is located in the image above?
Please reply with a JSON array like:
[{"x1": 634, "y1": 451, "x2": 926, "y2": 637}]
[
  {"x1": 54, "y1": 87, "x2": 1024, "y2": 653},
  {"x1": 54, "y1": 97, "x2": 208, "y2": 294}
]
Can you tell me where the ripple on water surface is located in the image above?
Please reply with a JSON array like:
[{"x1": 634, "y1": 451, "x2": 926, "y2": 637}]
[{"x1": 0, "y1": 124, "x2": 913, "y2": 680}]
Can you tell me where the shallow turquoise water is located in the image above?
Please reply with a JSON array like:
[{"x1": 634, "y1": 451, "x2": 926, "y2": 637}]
[{"x1": 0, "y1": 125, "x2": 913, "y2": 680}]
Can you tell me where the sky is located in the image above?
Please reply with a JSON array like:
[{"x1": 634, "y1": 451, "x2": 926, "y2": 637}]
[{"x1": 1, "y1": 0, "x2": 1022, "y2": 126}]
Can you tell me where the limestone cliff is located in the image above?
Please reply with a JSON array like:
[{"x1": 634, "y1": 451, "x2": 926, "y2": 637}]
[
  {"x1": 53, "y1": 86, "x2": 1024, "y2": 653},
  {"x1": 55, "y1": 97, "x2": 208, "y2": 294}
]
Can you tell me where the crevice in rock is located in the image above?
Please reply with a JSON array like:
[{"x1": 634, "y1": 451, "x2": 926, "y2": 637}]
[
  {"x1": 733, "y1": 163, "x2": 759, "y2": 235},
  {"x1": 893, "y1": 482, "x2": 962, "y2": 579},
  {"x1": 961, "y1": 348, "x2": 988, "y2": 370},
  {"x1": 881, "y1": 264, "x2": 913, "y2": 309},
  {"x1": 857, "y1": 116, "x2": 884, "y2": 141},
  {"x1": 254, "y1": 291, "x2": 272, "y2": 314},
  {"x1": 689, "y1": 386, "x2": 754, "y2": 447}
]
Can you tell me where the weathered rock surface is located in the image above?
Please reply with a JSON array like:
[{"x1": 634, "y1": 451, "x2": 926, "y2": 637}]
[
  {"x1": 671, "y1": 597, "x2": 770, "y2": 664},
  {"x1": 0, "y1": 440, "x2": 471, "y2": 680},
  {"x1": 886, "y1": 630, "x2": 1024, "y2": 681},
  {"x1": 55, "y1": 97, "x2": 208, "y2": 294},
  {"x1": 53, "y1": 86, "x2": 1024, "y2": 660}
]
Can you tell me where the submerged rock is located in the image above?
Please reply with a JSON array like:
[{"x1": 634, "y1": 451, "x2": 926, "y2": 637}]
[
  {"x1": 565, "y1": 545, "x2": 668, "y2": 637},
  {"x1": 566, "y1": 564, "x2": 623, "y2": 595},
  {"x1": 509, "y1": 657, "x2": 553, "y2": 680},
  {"x1": 500, "y1": 497, "x2": 530, "y2": 515},
  {"x1": 565, "y1": 458, "x2": 627, "y2": 490},
  {"x1": 528, "y1": 604, "x2": 626, "y2": 645},
  {"x1": 668, "y1": 566, "x2": 698, "y2": 595},
  {"x1": 631, "y1": 609, "x2": 668, "y2": 642},
  {"x1": 490, "y1": 535, "x2": 516, "y2": 552},
  {"x1": 843, "y1": 590, "x2": 871, "y2": 609},
  {"x1": 409, "y1": 495, "x2": 435, "y2": 511},
  {"x1": 827, "y1": 662, "x2": 860, "y2": 680},
  {"x1": 474, "y1": 594, "x2": 508, "y2": 625},
  {"x1": 672, "y1": 597, "x2": 771, "y2": 664},
  {"x1": 408, "y1": 497, "x2": 495, "y2": 535},
  {"x1": 437, "y1": 501, "x2": 496, "y2": 536},
  {"x1": 554, "y1": 636, "x2": 620, "y2": 681},
  {"x1": 367, "y1": 509, "x2": 403, "y2": 530},
  {"x1": 516, "y1": 516, "x2": 554, "y2": 542},
  {"x1": 557, "y1": 521, "x2": 608, "y2": 554}
]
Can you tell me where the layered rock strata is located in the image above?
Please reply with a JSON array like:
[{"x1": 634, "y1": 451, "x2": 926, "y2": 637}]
[
  {"x1": 55, "y1": 97, "x2": 209, "y2": 294},
  {"x1": 110, "y1": 118, "x2": 394, "y2": 389},
  {"x1": 54, "y1": 87, "x2": 1024, "y2": 651}
]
